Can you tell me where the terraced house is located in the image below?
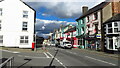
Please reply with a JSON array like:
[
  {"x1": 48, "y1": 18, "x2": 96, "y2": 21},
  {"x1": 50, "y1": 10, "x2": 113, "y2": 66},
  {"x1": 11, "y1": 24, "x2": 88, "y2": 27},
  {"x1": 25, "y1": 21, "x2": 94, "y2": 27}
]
[
  {"x1": 0, "y1": 0, "x2": 35, "y2": 48},
  {"x1": 76, "y1": 0, "x2": 120, "y2": 51}
]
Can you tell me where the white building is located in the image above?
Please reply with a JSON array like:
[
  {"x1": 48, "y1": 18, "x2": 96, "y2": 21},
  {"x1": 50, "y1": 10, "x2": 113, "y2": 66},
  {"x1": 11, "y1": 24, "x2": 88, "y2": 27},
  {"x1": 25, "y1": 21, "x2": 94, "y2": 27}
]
[
  {"x1": 104, "y1": 13, "x2": 120, "y2": 51},
  {"x1": 0, "y1": 0, "x2": 35, "y2": 48}
]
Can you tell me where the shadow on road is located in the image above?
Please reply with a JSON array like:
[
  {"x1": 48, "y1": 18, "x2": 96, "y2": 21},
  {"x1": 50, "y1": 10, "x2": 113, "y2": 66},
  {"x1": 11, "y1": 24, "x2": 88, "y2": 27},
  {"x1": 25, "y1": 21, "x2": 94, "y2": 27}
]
[
  {"x1": 44, "y1": 66, "x2": 56, "y2": 68},
  {"x1": 17, "y1": 58, "x2": 32, "y2": 68},
  {"x1": 0, "y1": 58, "x2": 8, "y2": 63}
]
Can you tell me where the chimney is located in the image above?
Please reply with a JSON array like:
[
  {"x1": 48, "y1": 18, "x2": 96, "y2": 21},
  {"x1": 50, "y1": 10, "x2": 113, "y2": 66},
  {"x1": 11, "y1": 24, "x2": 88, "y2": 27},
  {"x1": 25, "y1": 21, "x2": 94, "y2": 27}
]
[{"x1": 82, "y1": 6, "x2": 88, "y2": 14}]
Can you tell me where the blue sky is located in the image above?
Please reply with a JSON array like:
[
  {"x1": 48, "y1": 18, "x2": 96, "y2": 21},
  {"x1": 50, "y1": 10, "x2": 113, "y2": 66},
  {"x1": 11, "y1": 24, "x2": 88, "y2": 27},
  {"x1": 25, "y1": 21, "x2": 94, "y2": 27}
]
[{"x1": 23, "y1": 0, "x2": 105, "y2": 38}]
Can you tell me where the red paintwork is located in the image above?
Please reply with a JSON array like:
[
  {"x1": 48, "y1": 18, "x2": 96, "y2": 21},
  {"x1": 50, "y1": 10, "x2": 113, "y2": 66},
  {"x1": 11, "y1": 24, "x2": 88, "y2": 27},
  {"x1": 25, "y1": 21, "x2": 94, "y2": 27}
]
[{"x1": 32, "y1": 42, "x2": 35, "y2": 49}]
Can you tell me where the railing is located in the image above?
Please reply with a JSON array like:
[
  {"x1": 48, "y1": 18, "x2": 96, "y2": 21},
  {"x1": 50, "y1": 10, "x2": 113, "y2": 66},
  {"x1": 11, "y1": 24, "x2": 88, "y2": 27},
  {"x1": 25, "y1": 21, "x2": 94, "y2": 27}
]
[{"x1": 0, "y1": 56, "x2": 14, "y2": 68}]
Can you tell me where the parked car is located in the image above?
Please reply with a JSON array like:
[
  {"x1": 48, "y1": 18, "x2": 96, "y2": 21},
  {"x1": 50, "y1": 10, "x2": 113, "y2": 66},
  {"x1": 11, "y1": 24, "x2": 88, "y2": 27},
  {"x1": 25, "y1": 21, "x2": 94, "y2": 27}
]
[
  {"x1": 60, "y1": 41, "x2": 72, "y2": 49},
  {"x1": 51, "y1": 44, "x2": 55, "y2": 47}
]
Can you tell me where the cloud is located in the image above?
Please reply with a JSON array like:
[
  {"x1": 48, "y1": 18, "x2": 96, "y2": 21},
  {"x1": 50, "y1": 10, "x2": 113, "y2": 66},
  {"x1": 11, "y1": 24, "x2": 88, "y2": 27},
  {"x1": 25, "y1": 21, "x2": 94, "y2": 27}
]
[
  {"x1": 35, "y1": 19, "x2": 76, "y2": 38},
  {"x1": 24, "y1": 1, "x2": 105, "y2": 18},
  {"x1": 23, "y1": 0, "x2": 106, "y2": 2}
]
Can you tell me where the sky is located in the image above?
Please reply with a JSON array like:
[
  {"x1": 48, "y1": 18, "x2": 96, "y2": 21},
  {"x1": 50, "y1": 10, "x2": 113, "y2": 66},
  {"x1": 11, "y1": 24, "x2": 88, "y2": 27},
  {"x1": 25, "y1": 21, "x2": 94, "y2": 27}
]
[{"x1": 23, "y1": 0, "x2": 105, "y2": 38}]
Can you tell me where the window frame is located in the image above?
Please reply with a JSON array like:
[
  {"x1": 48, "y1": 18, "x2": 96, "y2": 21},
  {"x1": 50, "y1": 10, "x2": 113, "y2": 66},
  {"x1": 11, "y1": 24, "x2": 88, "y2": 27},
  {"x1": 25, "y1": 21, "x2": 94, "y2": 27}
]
[
  {"x1": 0, "y1": 8, "x2": 2, "y2": 16},
  {"x1": 106, "y1": 22, "x2": 119, "y2": 34},
  {"x1": 22, "y1": 22, "x2": 28, "y2": 31},
  {"x1": 23, "y1": 11, "x2": 28, "y2": 18},
  {"x1": 0, "y1": 20, "x2": 1, "y2": 30},
  {"x1": 20, "y1": 36, "x2": 29, "y2": 44}
]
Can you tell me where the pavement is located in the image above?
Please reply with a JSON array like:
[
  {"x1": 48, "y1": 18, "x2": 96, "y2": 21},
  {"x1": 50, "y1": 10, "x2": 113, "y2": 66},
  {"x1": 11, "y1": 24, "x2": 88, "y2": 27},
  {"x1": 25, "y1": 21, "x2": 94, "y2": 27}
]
[
  {"x1": 0, "y1": 47, "x2": 48, "y2": 53},
  {"x1": 72, "y1": 48, "x2": 119, "y2": 58}
]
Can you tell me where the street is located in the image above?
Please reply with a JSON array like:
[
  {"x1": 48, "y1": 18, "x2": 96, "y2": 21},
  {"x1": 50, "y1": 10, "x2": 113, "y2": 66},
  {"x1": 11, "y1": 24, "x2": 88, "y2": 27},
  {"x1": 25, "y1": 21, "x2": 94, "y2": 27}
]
[{"x1": 0, "y1": 46, "x2": 119, "y2": 68}]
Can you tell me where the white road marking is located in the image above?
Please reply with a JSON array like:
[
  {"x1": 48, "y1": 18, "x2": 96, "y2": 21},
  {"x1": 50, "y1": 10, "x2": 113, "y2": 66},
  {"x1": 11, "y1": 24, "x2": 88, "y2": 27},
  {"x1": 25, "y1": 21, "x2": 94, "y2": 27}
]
[
  {"x1": 0, "y1": 49, "x2": 20, "y2": 54},
  {"x1": 18, "y1": 55, "x2": 48, "y2": 59},
  {"x1": 44, "y1": 52, "x2": 50, "y2": 58},
  {"x1": 47, "y1": 52, "x2": 67, "y2": 68},
  {"x1": 12, "y1": 52, "x2": 20, "y2": 54},
  {"x1": 85, "y1": 56, "x2": 116, "y2": 66}
]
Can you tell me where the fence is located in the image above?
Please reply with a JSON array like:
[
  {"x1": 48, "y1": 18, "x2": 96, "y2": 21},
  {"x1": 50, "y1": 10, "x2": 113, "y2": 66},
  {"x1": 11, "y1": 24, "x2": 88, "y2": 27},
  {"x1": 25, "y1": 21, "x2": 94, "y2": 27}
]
[{"x1": 0, "y1": 56, "x2": 14, "y2": 68}]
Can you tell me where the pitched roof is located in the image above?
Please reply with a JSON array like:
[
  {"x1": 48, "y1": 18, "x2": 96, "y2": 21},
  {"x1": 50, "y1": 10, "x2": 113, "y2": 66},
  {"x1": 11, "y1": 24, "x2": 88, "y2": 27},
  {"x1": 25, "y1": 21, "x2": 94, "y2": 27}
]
[
  {"x1": 104, "y1": 13, "x2": 120, "y2": 24},
  {"x1": 76, "y1": 2, "x2": 109, "y2": 21},
  {"x1": 64, "y1": 27, "x2": 76, "y2": 33}
]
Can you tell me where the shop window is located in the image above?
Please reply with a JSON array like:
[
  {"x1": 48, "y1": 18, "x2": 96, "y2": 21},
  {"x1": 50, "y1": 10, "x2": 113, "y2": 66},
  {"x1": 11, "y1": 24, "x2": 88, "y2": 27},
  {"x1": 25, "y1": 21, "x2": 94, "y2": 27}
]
[
  {"x1": 109, "y1": 38, "x2": 113, "y2": 49},
  {"x1": 114, "y1": 38, "x2": 118, "y2": 49}
]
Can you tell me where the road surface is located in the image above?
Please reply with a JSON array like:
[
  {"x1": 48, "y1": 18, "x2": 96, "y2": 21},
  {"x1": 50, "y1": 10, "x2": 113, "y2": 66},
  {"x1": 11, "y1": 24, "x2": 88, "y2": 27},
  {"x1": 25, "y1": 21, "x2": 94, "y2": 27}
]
[{"x1": 0, "y1": 47, "x2": 119, "y2": 68}]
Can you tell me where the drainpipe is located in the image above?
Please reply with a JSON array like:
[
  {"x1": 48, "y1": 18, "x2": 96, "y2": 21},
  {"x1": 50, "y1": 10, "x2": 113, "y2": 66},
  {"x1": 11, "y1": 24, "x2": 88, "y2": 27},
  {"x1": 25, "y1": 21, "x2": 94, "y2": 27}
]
[{"x1": 100, "y1": 9, "x2": 104, "y2": 52}]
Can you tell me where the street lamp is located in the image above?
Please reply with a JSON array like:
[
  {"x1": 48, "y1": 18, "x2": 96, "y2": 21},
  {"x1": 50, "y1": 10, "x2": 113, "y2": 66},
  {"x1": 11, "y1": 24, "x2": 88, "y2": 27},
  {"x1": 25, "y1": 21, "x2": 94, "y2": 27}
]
[{"x1": 34, "y1": 25, "x2": 46, "y2": 51}]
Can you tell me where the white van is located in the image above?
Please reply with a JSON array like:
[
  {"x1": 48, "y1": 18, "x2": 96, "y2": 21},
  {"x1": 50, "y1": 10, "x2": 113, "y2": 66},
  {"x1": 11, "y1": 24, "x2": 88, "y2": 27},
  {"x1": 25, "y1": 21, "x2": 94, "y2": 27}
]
[{"x1": 60, "y1": 41, "x2": 72, "y2": 49}]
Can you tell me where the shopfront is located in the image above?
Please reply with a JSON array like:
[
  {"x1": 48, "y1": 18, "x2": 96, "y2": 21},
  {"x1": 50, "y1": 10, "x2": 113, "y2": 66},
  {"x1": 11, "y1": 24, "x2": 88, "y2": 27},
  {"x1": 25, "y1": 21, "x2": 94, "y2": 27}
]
[{"x1": 85, "y1": 35, "x2": 100, "y2": 50}]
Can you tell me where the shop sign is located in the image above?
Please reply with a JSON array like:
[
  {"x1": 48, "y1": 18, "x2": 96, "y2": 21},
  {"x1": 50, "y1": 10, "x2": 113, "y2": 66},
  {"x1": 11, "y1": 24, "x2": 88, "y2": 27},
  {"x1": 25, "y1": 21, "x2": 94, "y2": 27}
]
[{"x1": 96, "y1": 34, "x2": 101, "y2": 38}]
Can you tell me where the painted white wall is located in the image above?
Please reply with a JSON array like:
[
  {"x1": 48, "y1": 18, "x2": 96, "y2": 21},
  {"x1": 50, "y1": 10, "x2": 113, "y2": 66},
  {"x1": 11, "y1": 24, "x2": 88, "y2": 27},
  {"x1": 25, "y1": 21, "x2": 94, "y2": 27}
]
[{"x1": 0, "y1": 0, "x2": 35, "y2": 48}]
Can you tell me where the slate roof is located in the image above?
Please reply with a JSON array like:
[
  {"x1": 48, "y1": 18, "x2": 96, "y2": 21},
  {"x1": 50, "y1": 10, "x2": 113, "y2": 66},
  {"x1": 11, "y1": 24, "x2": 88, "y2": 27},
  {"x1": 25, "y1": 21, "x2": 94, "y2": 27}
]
[
  {"x1": 76, "y1": 2, "x2": 109, "y2": 21},
  {"x1": 104, "y1": 13, "x2": 120, "y2": 24},
  {"x1": 64, "y1": 27, "x2": 76, "y2": 33}
]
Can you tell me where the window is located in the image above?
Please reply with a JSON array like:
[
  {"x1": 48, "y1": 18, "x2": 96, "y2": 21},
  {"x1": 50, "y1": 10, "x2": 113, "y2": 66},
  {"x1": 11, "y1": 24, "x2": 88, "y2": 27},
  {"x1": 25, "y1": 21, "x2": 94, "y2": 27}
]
[
  {"x1": 108, "y1": 28, "x2": 112, "y2": 33},
  {"x1": 0, "y1": 8, "x2": 2, "y2": 16},
  {"x1": 20, "y1": 36, "x2": 29, "y2": 44},
  {"x1": 0, "y1": 20, "x2": 1, "y2": 30},
  {"x1": 22, "y1": 22, "x2": 28, "y2": 31},
  {"x1": 81, "y1": 27, "x2": 84, "y2": 34},
  {"x1": 108, "y1": 23, "x2": 112, "y2": 27},
  {"x1": 94, "y1": 12, "x2": 98, "y2": 20},
  {"x1": 81, "y1": 19, "x2": 84, "y2": 24},
  {"x1": 23, "y1": 11, "x2": 28, "y2": 18},
  {"x1": 87, "y1": 16, "x2": 89, "y2": 22},
  {"x1": 114, "y1": 22, "x2": 118, "y2": 33},
  {"x1": 0, "y1": 35, "x2": 3, "y2": 44},
  {"x1": 107, "y1": 23, "x2": 113, "y2": 33},
  {"x1": 114, "y1": 22, "x2": 118, "y2": 27},
  {"x1": 114, "y1": 28, "x2": 118, "y2": 32},
  {"x1": 108, "y1": 37, "x2": 113, "y2": 49}
]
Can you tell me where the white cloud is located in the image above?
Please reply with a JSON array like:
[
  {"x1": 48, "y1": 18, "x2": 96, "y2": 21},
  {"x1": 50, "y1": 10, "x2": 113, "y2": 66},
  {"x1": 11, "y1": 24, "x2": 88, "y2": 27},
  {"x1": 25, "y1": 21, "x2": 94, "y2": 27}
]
[
  {"x1": 35, "y1": 19, "x2": 76, "y2": 38},
  {"x1": 24, "y1": 1, "x2": 105, "y2": 18},
  {"x1": 23, "y1": 0, "x2": 106, "y2": 2}
]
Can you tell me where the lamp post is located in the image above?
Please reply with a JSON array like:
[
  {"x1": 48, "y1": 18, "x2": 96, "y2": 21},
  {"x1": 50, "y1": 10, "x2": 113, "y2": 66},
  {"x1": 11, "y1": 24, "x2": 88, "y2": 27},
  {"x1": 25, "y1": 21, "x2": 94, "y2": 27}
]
[{"x1": 34, "y1": 25, "x2": 46, "y2": 51}]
